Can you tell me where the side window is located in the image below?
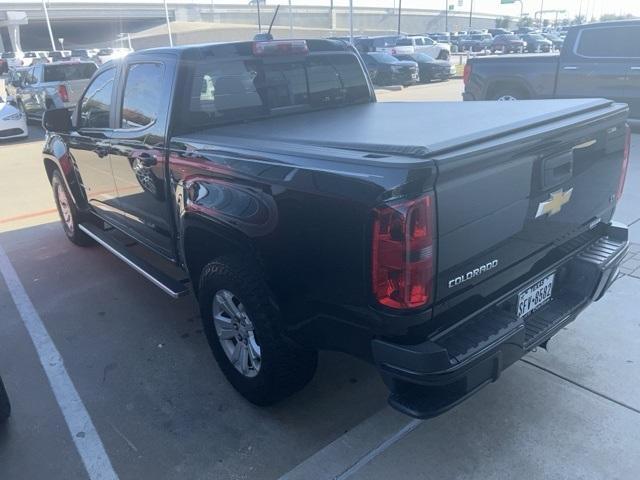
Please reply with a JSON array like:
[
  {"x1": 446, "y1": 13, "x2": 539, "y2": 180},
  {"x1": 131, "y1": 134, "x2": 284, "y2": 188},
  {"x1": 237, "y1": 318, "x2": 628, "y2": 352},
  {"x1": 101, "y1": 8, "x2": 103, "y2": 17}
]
[
  {"x1": 120, "y1": 63, "x2": 165, "y2": 129},
  {"x1": 79, "y1": 68, "x2": 115, "y2": 129},
  {"x1": 414, "y1": 38, "x2": 424, "y2": 46},
  {"x1": 25, "y1": 67, "x2": 35, "y2": 85},
  {"x1": 576, "y1": 26, "x2": 640, "y2": 58},
  {"x1": 423, "y1": 37, "x2": 435, "y2": 45}
]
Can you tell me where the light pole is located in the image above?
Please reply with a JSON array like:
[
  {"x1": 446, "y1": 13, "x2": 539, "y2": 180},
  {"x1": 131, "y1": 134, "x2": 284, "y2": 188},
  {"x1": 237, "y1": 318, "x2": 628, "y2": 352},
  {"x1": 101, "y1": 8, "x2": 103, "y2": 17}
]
[
  {"x1": 397, "y1": 0, "x2": 402, "y2": 35},
  {"x1": 288, "y1": 0, "x2": 293, "y2": 38},
  {"x1": 119, "y1": 32, "x2": 133, "y2": 50},
  {"x1": 469, "y1": 0, "x2": 474, "y2": 28},
  {"x1": 445, "y1": 0, "x2": 448, "y2": 32},
  {"x1": 163, "y1": 0, "x2": 173, "y2": 47},
  {"x1": 256, "y1": 0, "x2": 262, "y2": 33},
  {"x1": 349, "y1": 0, "x2": 353, "y2": 43},
  {"x1": 41, "y1": 0, "x2": 56, "y2": 51}
]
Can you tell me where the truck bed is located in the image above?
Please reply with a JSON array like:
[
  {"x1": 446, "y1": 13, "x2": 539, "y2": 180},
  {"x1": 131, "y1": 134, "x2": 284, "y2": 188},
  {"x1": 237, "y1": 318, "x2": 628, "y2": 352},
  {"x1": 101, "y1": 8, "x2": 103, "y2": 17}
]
[{"x1": 179, "y1": 98, "x2": 616, "y2": 160}]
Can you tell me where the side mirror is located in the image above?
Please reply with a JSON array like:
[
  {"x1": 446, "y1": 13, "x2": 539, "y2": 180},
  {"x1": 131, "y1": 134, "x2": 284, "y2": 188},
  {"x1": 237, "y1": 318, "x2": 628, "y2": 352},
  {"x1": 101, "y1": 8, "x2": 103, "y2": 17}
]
[{"x1": 42, "y1": 108, "x2": 72, "y2": 133}]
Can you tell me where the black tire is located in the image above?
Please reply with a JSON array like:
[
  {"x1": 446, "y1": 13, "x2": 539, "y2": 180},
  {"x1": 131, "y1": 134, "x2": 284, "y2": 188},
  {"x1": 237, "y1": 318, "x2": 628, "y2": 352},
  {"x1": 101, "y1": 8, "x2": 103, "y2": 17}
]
[
  {"x1": 0, "y1": 376, "x2": 10, "y2": 422},
  {"x1": 51, "y1": 170, "x2": 94, "y2": 247},
  {"x1": 198, "y1": 255, "x2": 318, "y2": 406}
]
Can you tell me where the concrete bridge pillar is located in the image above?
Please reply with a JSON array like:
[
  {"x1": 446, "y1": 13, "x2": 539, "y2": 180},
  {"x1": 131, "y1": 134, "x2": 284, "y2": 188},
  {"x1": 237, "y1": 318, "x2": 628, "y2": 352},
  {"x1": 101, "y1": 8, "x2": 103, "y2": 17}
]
[
  {"x1": 0, "y1": 11, "x2": 28, "y2": 52},
  {"x1": 175, "y1": 5, "x2": 202, "y2": 23}
]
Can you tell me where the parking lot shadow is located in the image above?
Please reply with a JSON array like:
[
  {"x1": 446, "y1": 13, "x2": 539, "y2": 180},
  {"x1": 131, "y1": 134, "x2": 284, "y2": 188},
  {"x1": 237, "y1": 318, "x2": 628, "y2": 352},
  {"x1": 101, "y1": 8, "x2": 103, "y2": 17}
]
[{"x1": 0, "y1": 221, "x2": 388, "y2": 479}]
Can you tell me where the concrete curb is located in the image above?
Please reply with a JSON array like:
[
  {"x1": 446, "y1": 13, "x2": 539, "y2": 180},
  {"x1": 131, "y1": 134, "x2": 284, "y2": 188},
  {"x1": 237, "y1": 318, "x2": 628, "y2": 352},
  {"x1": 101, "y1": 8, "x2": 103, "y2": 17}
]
[{"x1": 278, "y1": 408, "x2": 418, "y2": 480}]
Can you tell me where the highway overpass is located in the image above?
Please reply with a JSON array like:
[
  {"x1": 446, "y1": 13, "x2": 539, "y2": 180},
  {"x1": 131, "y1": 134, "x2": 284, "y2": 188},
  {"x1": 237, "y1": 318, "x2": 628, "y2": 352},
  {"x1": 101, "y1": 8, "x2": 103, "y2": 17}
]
[{"x1": 0, "y1": 1, "x2": 507, "y2": 51}]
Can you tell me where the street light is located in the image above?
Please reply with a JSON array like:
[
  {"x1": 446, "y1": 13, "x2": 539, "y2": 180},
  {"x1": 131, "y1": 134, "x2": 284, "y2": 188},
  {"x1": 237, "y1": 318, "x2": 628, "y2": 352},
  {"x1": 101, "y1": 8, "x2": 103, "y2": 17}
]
[
  {"x1": 119, "y1": 32, "x2": 133, "y2": 50},
  {"x1": 163, "y1": 0, "x2": 173, "y2": 47},
  {"x1": 41, "y1": 0, "x2": 56, "y2": 51}
]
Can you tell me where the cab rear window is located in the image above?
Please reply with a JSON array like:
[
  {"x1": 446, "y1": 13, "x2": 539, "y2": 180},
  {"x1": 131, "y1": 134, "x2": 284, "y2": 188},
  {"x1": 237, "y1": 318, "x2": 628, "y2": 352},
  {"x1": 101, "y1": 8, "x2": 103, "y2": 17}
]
[
  {"x1": 176, "y1": 51, "x2": 370, "y2": 133},
  {"x1": 44, "y1": 63, "x2": 97, "y2": 82}
]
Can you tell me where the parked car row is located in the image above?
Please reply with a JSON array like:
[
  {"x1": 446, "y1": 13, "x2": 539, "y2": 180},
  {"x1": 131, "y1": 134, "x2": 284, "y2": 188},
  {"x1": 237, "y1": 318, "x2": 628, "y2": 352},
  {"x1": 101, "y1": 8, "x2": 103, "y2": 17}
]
[
  {"x1": 362, "y1": 52, "x2": 455, "y2": 87},
  {"x1": 0, "y1": 47, "x2": 131, "y2": 73},
  {"x1": 1, "y1": 59, "x2": 99, "y2": 141},
  {"x1": 350, "y1": 35, "x2": 451, "y2": 60}
]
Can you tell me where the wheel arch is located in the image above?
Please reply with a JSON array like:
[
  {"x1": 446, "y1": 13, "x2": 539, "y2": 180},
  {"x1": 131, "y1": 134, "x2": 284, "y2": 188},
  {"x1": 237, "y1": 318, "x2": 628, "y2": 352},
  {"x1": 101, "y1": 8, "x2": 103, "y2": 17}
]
[
  {"x1": 485, "y1": 78, "x2": 533, "y2": 100},
  {"x1": 180, "y1": 215, "x2": 264, "y2": 297},
  {"x1": 42, "y1": 137, "x2": 88, "y2": 211}
]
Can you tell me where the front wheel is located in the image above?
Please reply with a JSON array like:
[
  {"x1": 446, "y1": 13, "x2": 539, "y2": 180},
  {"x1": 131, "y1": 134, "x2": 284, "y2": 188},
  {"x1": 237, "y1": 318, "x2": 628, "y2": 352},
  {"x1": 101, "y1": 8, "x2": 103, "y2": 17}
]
[
  {"x1": 199, "y1": 256, "x2": 318, "y2": 406},
  {"x1": 51, "y1": 170, "x2": 94, "y2": 246}
]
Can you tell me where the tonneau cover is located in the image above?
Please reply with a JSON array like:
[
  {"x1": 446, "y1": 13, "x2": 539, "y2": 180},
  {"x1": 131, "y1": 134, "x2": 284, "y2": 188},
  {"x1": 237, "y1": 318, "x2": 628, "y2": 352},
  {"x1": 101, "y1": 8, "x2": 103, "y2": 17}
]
[{"x1": 183, "y1": 99, "x2": 615, "y2": 159}]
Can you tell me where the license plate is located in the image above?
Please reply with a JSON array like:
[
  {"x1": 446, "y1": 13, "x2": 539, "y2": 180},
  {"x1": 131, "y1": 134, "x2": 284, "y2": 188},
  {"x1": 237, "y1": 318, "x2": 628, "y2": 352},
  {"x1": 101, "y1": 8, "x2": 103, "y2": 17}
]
[{"x1": 517, "y1": 272, "x2": 555, "y2": 319}]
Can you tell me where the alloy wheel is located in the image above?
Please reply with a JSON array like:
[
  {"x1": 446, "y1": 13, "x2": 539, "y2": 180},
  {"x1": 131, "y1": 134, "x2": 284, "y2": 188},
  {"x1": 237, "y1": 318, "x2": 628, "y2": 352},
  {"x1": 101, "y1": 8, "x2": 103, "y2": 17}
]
[
  {"x1": 212, "y1": 289, "x2": 262, "y2": 378},
  {"x1": 56, "y1": 183, "x2": 74, "y2": 233}
]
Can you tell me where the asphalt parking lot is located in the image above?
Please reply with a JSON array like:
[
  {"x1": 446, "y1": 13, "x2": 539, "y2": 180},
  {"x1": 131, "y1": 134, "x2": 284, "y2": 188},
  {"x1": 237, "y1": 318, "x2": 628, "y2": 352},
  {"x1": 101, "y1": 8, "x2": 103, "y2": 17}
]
[{"x1": 1, "y1": 78, "x2": 640, "y2": 480}]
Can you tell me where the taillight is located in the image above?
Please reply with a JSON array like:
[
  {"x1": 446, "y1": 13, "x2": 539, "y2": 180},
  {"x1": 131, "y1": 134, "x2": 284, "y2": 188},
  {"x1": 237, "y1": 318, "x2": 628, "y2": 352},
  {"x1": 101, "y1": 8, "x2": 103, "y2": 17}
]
[
  {"x1": 463, "y1": 63, "x2": 472, "y2": 86},
  {"x1": 57, "y1": 84, "x2": 69, "y2": 103},
  {"x1": 372, "y1": 193, "x2": 436, "y2": 310},
  {"x1": 252, "y1": 40, "x2": 309, "y2": 56},
  {"x1": 617, "y1": 124, "x2": 631, "y2": 201}
]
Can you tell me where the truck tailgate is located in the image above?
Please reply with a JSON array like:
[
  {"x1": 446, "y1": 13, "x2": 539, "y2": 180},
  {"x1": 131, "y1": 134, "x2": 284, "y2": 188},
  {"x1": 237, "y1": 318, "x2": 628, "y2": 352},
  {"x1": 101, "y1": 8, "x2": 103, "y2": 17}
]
[{"x1": 433, "y1": 101, "x2": 629, "y2": 311}]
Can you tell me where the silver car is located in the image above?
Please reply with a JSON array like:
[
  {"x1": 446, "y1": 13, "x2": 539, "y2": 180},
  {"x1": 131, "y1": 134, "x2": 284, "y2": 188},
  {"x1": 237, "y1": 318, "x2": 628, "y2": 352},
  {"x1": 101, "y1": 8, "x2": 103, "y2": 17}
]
[{"x1": 14, "y1": 61, "x2": 98, "y2": 121}]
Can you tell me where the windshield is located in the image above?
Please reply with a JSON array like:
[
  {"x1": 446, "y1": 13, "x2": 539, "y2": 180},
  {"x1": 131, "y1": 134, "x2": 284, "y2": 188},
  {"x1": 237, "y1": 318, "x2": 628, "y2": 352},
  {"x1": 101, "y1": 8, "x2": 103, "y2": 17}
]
[
  {"x1": 98, "y1": 48, "x2": 113, "y2": 55},
  {"x1": 175, "y1": 51, "x2": 370, "y2": 134},
  {"x1": 528, "y1": 34, "x2": 545, "y2": 40},
  {"x1": 71, "y1": 50, "x2": 88, "y2": 56},
  {"x1": 501, "y1": 35, "x2": 519, "y2": 40},
  {"x1": 395, "y1": 38, "x2": 413, "y2": 46},
  {"x1": 2, "y1": 52, "x2": 15, "y2": 58},
  {"x1": 44, "y1": 63, "x2": 97, "y2": 82},
  {"x1": 368, "y1": 52, "x2": 398, "y2": 63},
  {"x1": 413, "y1": 53, "x2": 435, "y2": 62}
]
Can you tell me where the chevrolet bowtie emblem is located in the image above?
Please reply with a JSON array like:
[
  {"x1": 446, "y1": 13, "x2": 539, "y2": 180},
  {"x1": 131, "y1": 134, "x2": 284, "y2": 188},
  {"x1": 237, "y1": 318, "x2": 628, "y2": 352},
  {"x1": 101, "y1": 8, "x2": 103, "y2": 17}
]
[{"x1": 536, "y1": 188, "x2": 573, "y2": 218}]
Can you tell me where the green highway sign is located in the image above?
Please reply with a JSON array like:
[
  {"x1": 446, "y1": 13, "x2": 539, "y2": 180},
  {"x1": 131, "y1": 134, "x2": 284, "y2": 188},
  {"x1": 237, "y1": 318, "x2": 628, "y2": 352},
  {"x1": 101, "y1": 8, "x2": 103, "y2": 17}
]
[{"x1": 501, "y1": 0, "x2": 516, "y2": 4}]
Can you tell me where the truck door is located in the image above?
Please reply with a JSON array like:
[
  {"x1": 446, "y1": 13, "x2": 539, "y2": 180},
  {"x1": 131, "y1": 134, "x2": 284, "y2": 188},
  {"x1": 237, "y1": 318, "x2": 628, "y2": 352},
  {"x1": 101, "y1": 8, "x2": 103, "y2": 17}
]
[
  {"x1": 555, "y1": 24, "x2": 630, "y2": 108},
  {"x1": 108, "y1": 59, "x2": 176, "y2": 258},
  {"x1": 19, "y1": 66, "x2": 37, "y2": 116},
  {"x1": 69, "y1": 67, "x2": 119, "y2": 223},
  {"x1": 622, "y1": 25, "x2": 640, "y2": 119}
]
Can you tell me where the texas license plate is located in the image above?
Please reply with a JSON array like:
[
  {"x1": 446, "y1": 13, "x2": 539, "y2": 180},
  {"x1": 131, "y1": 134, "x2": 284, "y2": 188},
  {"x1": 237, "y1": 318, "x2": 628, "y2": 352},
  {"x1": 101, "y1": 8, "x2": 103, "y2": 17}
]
[{"x1": 517, "y1": 273, "x2": 555, "y2": 319}]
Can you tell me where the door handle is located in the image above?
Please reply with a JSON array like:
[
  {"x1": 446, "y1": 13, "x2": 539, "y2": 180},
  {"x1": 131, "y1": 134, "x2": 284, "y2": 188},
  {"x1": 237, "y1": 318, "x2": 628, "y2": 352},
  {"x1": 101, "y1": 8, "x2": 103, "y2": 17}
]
[
  {"x1": 130, "y1": 151, "x2": 157, "y2": 167},
  {"x1": 563, "y1": 66, "x2": 578, "y2": 70}
]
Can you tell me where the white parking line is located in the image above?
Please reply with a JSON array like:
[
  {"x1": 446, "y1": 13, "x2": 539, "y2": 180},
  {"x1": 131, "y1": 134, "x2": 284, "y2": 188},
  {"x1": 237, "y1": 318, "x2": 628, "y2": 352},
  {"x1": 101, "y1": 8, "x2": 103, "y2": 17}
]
[{"x1": 0, "y1": 244, "x2": 119, "y2": 480}]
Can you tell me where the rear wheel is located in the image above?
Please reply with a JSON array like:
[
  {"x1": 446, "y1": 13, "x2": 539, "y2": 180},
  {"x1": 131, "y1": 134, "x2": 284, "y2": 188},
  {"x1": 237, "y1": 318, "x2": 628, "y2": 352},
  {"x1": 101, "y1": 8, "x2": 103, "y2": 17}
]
[
  {"x1": 51, "y1": 170, "x2": 94, "y2": 247},
  {"x1": 199, "y1": 256, "x2": 318, "y2": 406},
  {"x1": 491, "y1": 86, "x2": 529, "y2": 101}
]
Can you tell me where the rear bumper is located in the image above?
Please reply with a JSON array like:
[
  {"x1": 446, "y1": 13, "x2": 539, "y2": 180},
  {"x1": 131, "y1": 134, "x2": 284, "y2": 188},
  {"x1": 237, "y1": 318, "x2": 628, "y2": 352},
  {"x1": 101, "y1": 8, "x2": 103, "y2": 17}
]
[{"x1": 372, "y1": 223, "x2": 629, "y2": 419}]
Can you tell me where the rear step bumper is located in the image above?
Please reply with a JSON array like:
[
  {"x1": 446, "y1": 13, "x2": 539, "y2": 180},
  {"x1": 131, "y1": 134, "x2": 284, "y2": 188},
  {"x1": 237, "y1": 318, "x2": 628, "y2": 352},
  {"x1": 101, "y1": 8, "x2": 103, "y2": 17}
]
[{"x1": 372, "y1": 222, "x2": 629, "y2": 419}]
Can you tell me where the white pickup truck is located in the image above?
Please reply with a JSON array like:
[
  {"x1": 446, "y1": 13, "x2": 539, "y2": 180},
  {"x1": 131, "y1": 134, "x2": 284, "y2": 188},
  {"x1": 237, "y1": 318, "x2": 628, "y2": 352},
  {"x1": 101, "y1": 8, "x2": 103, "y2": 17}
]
[{"x1": 379, "y1": 35, "x2": 451, "y2": 60}]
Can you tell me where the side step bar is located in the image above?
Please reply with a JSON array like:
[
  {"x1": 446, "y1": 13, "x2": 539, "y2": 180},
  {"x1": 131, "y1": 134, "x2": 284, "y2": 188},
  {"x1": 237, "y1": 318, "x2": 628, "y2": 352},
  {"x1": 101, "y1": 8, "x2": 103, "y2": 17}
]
[{"x1": 79, "y1": 223, "x2": 189, "y2": 299}]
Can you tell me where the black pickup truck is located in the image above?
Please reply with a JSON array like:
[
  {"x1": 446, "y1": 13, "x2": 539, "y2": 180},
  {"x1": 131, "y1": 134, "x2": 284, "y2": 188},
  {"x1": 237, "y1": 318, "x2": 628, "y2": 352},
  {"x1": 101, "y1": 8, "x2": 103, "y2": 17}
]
[
  {"x1": 463, "y1": 20, "x2": 640, "y2": 124},
  {"x1": 42, "y1": 39, "x2": 631, "y2": 418}
]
